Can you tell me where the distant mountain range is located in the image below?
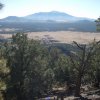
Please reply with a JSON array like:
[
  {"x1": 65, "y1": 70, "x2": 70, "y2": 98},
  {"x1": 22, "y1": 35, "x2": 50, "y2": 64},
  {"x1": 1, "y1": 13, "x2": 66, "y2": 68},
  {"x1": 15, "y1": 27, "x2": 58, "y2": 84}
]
[
  {"x1": 0, "y1": 11, "x2": 96, "y2": 32},
  {"x1": 0, "y1": 11, "x2": 95, "y2": 22}
]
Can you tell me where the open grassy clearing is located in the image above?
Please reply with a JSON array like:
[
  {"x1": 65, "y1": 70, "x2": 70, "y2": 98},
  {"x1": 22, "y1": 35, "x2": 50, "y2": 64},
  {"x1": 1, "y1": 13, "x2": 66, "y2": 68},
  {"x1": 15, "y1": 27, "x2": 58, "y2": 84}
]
[{"x1": 0, "y1": 31, "x2": 100, "y2": 44}]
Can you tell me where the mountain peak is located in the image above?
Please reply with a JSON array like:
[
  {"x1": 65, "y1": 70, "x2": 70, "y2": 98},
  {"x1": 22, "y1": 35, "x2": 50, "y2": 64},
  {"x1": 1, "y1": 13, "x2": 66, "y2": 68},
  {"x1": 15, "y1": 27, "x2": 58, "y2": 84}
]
[
  {"x1": 0, "y1": 11, "x2": 93, "y2": 22},
  {"x1": 25, "y1": 11, "x2": 75, "y2": 21},
  {"x1": 5, "y1": 16, "x2": 19, "y2": 19}
]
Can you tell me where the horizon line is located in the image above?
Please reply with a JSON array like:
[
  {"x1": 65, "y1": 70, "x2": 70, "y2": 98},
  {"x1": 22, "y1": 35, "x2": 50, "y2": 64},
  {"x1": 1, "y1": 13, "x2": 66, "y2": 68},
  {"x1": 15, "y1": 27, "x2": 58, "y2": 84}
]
[{"x1": 0, "y1": 10, "x2": 95, "y2": 19}]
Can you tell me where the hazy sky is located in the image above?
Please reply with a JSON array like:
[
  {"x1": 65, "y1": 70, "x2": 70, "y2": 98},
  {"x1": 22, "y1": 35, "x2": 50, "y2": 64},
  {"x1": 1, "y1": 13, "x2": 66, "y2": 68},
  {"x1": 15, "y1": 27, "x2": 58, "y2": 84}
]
[{"x1": 0, "y1": 0, "x2": 100, "y2": 19}]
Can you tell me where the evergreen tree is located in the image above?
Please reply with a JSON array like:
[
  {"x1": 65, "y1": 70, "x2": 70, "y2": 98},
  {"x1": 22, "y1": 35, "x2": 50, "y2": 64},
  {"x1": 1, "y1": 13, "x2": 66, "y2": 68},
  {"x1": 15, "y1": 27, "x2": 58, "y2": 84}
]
[
  {"x1": 69, "y1": 41, "x2": 98, "y2": 97},
  {"x1": 5, "y1": 33, "x2": 51, "y2": 100},
  {"x1": 95, "y1": 17, "x2": 100, "y2": 31}
]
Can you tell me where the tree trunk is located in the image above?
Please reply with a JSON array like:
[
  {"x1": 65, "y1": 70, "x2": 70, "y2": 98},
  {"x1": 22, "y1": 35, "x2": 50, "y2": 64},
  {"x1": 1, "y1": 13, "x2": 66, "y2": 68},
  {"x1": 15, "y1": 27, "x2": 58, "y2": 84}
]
[{"x1": 74, "y1": 75, "x2": 81, "y2": 97}]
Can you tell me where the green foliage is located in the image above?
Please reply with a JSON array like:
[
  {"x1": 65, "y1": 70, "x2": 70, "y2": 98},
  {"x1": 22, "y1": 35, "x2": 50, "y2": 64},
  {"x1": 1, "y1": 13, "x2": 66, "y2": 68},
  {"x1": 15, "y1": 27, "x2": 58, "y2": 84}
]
[
  {"x1": 69, "y1": 41, "x2": 99, "y2": 96},
  {"x1": 90, "y1": 41, "x2": 100, "y2": 88},
  {"x1": 0, "y1": 32, "x2": 100, "y2": 99},
  {"x1": 4, "y1": 33, "x2": 52, "y2": 99},
  {"x1": 49, "y1": 47, "x2": 70, "y2": 84},
  {"x1": 95, "y1": 17, "x2": 100, "y2": 32},
  {"x1": 0, "y1": 58, "x2": 9, "y2": 100}
]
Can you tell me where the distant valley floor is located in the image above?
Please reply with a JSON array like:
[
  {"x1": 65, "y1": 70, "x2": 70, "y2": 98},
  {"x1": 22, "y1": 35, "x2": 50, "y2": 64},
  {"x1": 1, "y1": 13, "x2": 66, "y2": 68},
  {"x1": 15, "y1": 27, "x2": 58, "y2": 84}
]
[{"x1": 0, "y1": 31, "x2": 100, "y2": 44}]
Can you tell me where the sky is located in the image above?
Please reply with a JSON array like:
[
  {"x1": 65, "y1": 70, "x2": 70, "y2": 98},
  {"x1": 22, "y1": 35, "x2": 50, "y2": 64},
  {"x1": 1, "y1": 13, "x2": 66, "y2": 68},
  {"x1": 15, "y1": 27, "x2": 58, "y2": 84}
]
[{"x1": 0, "y1": 0, "x2": 100, "y2": 19}]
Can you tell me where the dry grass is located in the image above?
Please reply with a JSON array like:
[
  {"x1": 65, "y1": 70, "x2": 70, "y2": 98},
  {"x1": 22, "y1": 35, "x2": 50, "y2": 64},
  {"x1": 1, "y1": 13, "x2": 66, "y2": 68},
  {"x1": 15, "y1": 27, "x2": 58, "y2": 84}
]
[
  {"x1": 0, "y1": 34, "x2": 12, "y2": 39},
  {"x1": 0, "y1": 31, "x2": 100, "y2": 44}
]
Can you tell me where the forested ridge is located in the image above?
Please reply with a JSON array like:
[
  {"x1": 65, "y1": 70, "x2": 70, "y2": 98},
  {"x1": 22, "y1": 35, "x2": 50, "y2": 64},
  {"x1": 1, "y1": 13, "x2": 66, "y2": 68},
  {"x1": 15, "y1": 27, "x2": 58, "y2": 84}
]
[{"x1": 0, "y1": 33, "x2": 100, "y2": 100}]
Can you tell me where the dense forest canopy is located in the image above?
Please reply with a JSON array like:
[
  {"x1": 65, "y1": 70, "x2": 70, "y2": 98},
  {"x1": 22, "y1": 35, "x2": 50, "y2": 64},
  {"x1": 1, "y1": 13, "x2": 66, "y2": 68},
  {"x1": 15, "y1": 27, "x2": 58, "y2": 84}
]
[{"x1": 0, "y1": 33, "x2": 100, "y2": 100}]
